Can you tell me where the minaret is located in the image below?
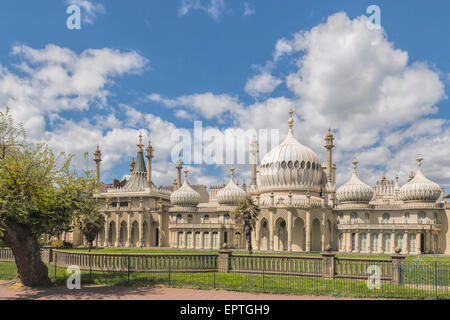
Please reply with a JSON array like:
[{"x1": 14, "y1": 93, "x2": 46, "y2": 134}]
[
  {"x1": 324, "y1": 128, "x2": 335, "y2": 184},
  {"x1": 93, "y1": 145, "x2": 102, "y2": 185},
  {"x1": 145, "y1": 137, "x2": 153, "y2": 189},
  {"x1": 250, "y1": 136, "x2": 259, "y2": 190},
  {"x1": 176, "y1": 156, "x2": 183, "y2": 190},
  {"x1": 288, "y1": 105, "x2": 294, "y2": 135}
]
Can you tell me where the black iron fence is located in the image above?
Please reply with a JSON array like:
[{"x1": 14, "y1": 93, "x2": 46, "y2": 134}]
[{"x1": 0, "y1": 248, "x2": 449, "y2": 299}]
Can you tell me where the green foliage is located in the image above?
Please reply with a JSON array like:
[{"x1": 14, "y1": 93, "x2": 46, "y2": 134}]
[
  {"x1": 231, "y1": 196, "x2": 260, "y2": 254},
  {"x1": 49, "y1": 240, "x2": 73, "y2": 249}
]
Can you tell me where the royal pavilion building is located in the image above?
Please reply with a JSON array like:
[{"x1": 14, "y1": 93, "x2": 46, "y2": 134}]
[{"x1": 71, "y1": 108, "x2": 450, "y2": 255}]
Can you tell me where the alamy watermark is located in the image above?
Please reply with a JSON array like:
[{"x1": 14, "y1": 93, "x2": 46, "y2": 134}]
[
  {"x1": 66, "y1": 4, "x2": 81, "y2": 30},
  {"x1": 66, "y1": 265, "x2": 81, "y2": 289},
  {"x1": 366, "y1": 5, "x2": 381, "y2": 30},
  {"x1": 366, "y1": 265, "x2": 381, "y2": 289}
]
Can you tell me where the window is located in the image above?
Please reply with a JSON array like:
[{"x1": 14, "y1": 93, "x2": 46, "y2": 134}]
[
  {"x1": 360, "y1": 233, "x2": 367, "y2": 252},
  {"x1": 176, "y1": 214, "x2": 182, "y2": 223},
  {"x1": 404, "y1": 212, "x2": 410, "y2": 224},
  {"x1": 383, "y1": 234, "x2": 391, "y2": 252},
  {"x1": 187, "y1": 214, "x2": 193, "y2": 223},
  {"x1": 418, "y1": 212, "x2": 426, "y2": 224},
  {"x1": 364, "y1": 213, "x2": 369, "y2": 224},
  {"x1": 372, "y1": 233, "x2": 378, "y2": 252},
  {"x1": 203, "y1": 232, "x2": 210, "y2": 249},
  {"x1": 351, "y1": 233, "x2": 355, "y2": 251},
  {"x1": 433, "y1": 212, "x2": 438, "y2": 224},
  {"x1": 186, "y1": 232, "x2": 193, "y2": 248},
  {"x1": 350, "y1": 212, "x2": 358, "y2": 225},
  {"x1": 177, "y1": 232, "x2": 184, "y2": 247},
  {"x1": 224, "y1": 214, "x2": 230, "y2": 224},
  {"x1": 204, "y1": 215, "x2": 209, "y2": 223},
  {"x1": 382, "y1": 213, "x2": 390, "y2": 224},
  {"x1": 395, "y1": 233, "x2": 403, "y2": 248},
  {"x1": 212, "y1": 232, "x2": 219, "y2": 249},
  {"x1": 195, "y1": 232, "x2": 201, "y2": 249},
  {"x1": 235, "y1": 233, "x2": 241, "y2": 248}
]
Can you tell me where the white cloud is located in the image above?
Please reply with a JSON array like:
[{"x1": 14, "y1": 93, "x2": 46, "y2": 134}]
[
  {"x1": 244, "y1": 72, "x2": 282, "y2": 97},
  {"x1": 178, "y1": 0, "x2": 226, "y2": 20},
  {"x1": 243, "y1": 2, "x2": 255, "y2": 17},
  {"x1": 65, "y1": 0, "x2": 106, "y2": 24},
  {"x1": 148, "y1": 92, "x2": 243, "y2": 119}
]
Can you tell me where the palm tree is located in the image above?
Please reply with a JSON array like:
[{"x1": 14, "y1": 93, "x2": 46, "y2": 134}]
[{"x1": 231, "y1": 195, "x2": 260, "y2": 254}]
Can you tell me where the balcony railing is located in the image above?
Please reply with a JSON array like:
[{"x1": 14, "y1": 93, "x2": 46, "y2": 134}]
[
  {"x1": 337, "y1": 223, "x2": 441, "y2": 231},
  {"x1": 169, "y1": 222, "x2": 239, "y2": 229}
]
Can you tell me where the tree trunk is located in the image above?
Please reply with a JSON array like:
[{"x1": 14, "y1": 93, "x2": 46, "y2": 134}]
[
  {"x1": 88, "y1": 241, "x2": 92, "y2": 252},
  {"x1": 1, "y1": 220, "x2": 52, "y2": 287},
  {"x1": 245, "y1": 227, "x2": 253, "y2": 254}
]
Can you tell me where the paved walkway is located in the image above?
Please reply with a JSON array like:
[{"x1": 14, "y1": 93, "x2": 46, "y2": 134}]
[{"x1": 0, "y1": 280, "x2": 365, "y2": 300}]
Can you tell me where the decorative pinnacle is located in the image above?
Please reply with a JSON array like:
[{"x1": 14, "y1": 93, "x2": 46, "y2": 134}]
[
  {"x1": 137, "y1": 132, "x2": 144, "y2": 152},
  {"x1": 417, "y1": 154, "x2": 423, "y2": 167},
  {"x1": 352, "y1": 157, "x2": 358, "y2": 172},
  {"x1": 288, "y1": 105, "x2": 294, "y2": 132},
  {"x1": 230, "y1": 167, "x2": 235, "y2": 181},
  {"x1": 94, "y1": 144, "x2": 102, "y2": 162}
]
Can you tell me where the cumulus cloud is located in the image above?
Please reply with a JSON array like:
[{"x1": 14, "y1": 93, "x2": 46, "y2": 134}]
[
  {"x1": 148, "y1": 92, "x2": 243, "y2": 119},
  {"x1": 178, "y1": 0, "x2": 226, "y2": 20},
  {"x1": 65, "y1": 0, "x2": 106, "y2": 24},
  {"x1": 244, "y1": 72, "x2": 282, "y2": 97}
]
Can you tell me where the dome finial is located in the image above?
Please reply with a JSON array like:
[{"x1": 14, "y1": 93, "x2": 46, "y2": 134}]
[
  {"x1": 352, "y1": 157, "x2": 358, "y2": 173},
  {"x1": 230, "y1": 167, "x2": 235, "y2": 181},
  {"x1": 417, "y1": 154, "x2": 423, "y2": 167},
  {"x1": 184, "y1": 168, "x2": 189, "y2": 180},
  {"x1": 288, "y1": 104, "x2": 294, "y2": 133},
  {"x1": 137, "y1": 131, "x2": 144, "y2": 152}
]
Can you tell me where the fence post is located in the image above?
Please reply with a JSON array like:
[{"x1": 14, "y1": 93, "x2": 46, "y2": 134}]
[
  {"x1": 89, "y1": 254, "x2": 92, "y2": 283},
  {"x1": 391, "y1": 254, "x2": 406, "y2": 285},
  {"x1": 218, "y1": 250, "x2": 231, "y2": 273},
  {"x1": 54, "y1": 251, "x2": 57, "y2": 283},
  {"x1": 48, "y1": 248, "x2": 53, "y2": 264},
  {"x1": 321, "y1": 252, "x2": 335, "y2": 279},
  {"x1": 168, "y1": 256, "x2": 171, "y2": 288},
  {"x1": 127, "y1": 255, "x2": 130, "y2": 283}
]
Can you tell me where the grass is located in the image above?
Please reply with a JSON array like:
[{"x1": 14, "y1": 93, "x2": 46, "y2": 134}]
[{"x1": 1, "y1": 261, "x2": 448, "y2": 299}]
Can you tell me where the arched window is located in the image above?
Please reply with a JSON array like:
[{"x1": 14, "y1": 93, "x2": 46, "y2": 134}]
[
  {"x1": 364, "y1": 213, "x2": 369, "y2": 224},
  {"x1": 383, "y1": 234, "x2": 391, "y2": 252},
  {"x1": 203, "y1": 232, "x2": 210, "y2": 249},
  {"x1": 234, "y1": 232, "x2": 241, "y2": 248},
  {"x1": 395, "y1": 233, "x2": 403, "y2": 248},
  {"x1": 177, "y1": 232, "x2": 184, "y2": 247},
  {"x1": 351, "y1": 233, "x2": 356, "y2": 251},
  {"x1": 187, "y1": 214, "x2": 193, "y2": 223},
  {"x1": 382, "y1": 213, "x2": 390, "y2": 224},
  {"x1": 195, "y1": 232, "x2": 201, "y2": 249},
  {"x1": 404, "y1": 212, "x2": 410, "y2": 224},
  {"x1": 408, "y1": 234, "x2": 416, "y2": 253},
  {"x1": 224, "y1": 214, "x2": 230, "y2": 224},
  {"x1": 212, "y1": 232, "x2": 219, "y2": 249},
  {"x1": 372, "y1": 233, "x2": 378, "y2": 252},
  {"x1": 350, "y1": 212, "x2": 358, "y2": 225},
  {"x1": 418, "y1": 212, "x2": 426, "y2": 224},
  {"x1": 433, "y1": 212, "x2": 438, "y2": 224},
  {"x1": 204, "y1": 215, "x2": 209, "y2": 223},
  {"x1": 186, "y1": 232, "x2": 193, "y2": 248},
  {"x1": 360, "y1": 233, "x2": 367, "y2": 252},
  {"x1": 176, "y1": 214, "x2": 182, "y2": 223}
]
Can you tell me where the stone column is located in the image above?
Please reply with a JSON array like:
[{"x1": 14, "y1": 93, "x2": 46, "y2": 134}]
[
  {"x1": 126, "y1": 215, "x2": 131, "y2": 247},
  {"x1": 138, "y1": 213, "x2": 143, "y2": 248},
  {"x1": 218, "y1": 250, "x2": 231, "y2": 273},
  {"x1": 115, "y1": 214, "x2": 120, "y2": 247},
  {"x1": 269, "y1": 210, "x2": 274, "y2": 251},
  {"x1": 184, "y1": 232, "x2": 187, "y2": 249},
  {"x1": 287, "y1": 210, "x2": 293, "y2": 252},
  {"x1": 104, "y1": 216, "x2": 109, "y2": 247},
  {"x1": 403, "y1": 231, "x2": 408, "y2": 254},
  {"x1": 255, "y1": 223, "x2": 260, "y2": 250},
  {"x1": 209, "y1": 230, "x2": 213, "y2": 249},
  {"x1": 416, "y1": 233, "x2": 421, "y2": 254},
  {"x1": 321, "y1": 253, "x2": 335, "y2": 279},
  {"x1": 378, "y1": 233, "x2": 383, "y2": 254},
  {"x1": 158, "y1": 213, "x2": 163, "y2": 247},
  {"x1": 391, "y1": 254, "x2": 406, "y2": 285},
  {"x1": 367, "y1": 232, "x2": 372, "y2": 253},
  {"x1": 305, "y1": 211, "x2": 311, "y2": 252}
]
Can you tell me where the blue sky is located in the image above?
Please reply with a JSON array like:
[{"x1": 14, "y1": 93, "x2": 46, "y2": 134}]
[{"x1": 0, "y1": 0, "x2": 449, "y2": 194}]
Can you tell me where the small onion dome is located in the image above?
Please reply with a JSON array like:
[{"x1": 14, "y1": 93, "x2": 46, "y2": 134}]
[
  {"x1": 170, "y1": 169, "x2": 200, "y2": 206},
  {"x1": 400, "y1": 155, "x2": 441, "y2": 202},
  {"x1": 216, "y1": 168, "x2": 247, "y2": 206},
  {"x1": 336, "y1": 158, "x2": 374, "y2": 203}
]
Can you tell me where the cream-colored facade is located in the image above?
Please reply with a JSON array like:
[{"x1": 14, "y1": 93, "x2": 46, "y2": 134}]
[{"x1": 73, "y1": 108, "x2": 450, "y2": 255}]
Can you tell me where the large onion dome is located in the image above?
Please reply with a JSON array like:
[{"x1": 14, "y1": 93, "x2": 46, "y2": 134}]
[
  {"x1": 216, "y1": 168, "x2": 247, "y2": 206},
  {"x1": 258, "y1": 106, "x2": 323, "y2": 193},
  {"x1": 336, "y1": 159, "x2": 374, "y2": 203},
  {"x1": 399, "y1": 155, "x2": 441, "y2": 202},
  {"x1": 170, "y1": 169, "x2": 200, "y2": 206}
]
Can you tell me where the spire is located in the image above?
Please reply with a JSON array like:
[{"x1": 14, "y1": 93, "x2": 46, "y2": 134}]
[
  {"x1": 137, "y1": 131, "x2": 144, "y2": 152},
  {"x1": 184, "y1": 169, "x2": 189, "y2": 185},
  {"x1": 288, "y1": 104, "x2": 294, "y2": 135},
  {"x1": 417, "y1": 154, "x2": 423, "y2": 168},
  {"x1": 352, "y1": 157, "x2": 358, "y2": 173},
  {"x1": 230, "y1": 167, "x2": 235, "y2": 182}
]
